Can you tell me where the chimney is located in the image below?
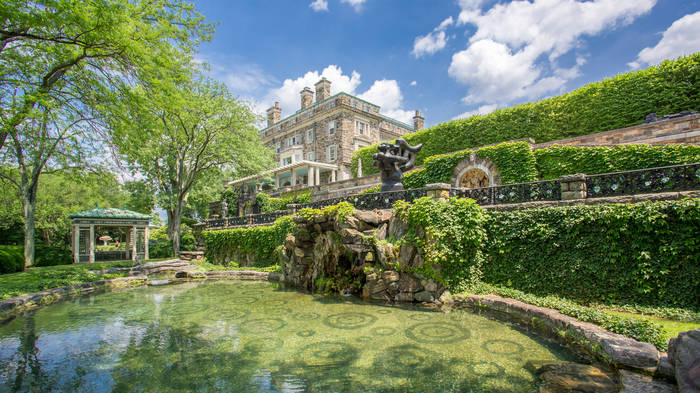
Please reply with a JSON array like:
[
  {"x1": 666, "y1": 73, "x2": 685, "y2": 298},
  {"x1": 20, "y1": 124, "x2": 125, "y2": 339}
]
[
  {"x1": 315, "y1": 77, "x2": 331, "y2": 102},
  {"x1": 413, "y1": 110, "x2": 425, "y2": 131},
  {"x1": 266, "y1": 102, "x2": 281, "y2": 127},
  {"x1": 300, "y1": 87, "x2": 314, "y2": 109}
]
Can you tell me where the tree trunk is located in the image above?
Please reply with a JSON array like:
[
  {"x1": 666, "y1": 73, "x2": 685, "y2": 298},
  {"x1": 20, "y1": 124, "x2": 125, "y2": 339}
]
[
  {"x1": 21, "y1": 181, "x2": 38, "y2": 269},
  {"x1": 169, "y1": 201, "x2": 183, "y2": 255}
]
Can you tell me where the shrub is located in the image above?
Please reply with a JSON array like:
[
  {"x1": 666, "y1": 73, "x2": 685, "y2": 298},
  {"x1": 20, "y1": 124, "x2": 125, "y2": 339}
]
[
  {"x1": 482, "y1": 199, "x2": 700, "y2": 309},
  {"x1": 202, "y1": 215, "x2": 295, "y2": 266},
  {"x1": 34, "y1": 244, "x2": 72, "y2": 267},
  {"x1": 149, "y1": 241, "x2": 174, "y2": 259},
  {"x1": 534, "y1": 144, "x2": 700, "y2": 179},
  {"x1": 256, "y1": 189, "x2": 312, "y2": 213},
  {"x1": 0, "y1": 245, "x2": 24, "y2": 274},
  {"x1": 352, "y1": 54, "x2": 700, "y2": 177}
]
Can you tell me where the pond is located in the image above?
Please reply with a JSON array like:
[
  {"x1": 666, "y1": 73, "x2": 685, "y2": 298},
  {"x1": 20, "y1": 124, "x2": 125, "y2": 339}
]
[{"x1": 0, "y1": 280, "x2": 587, "y2": 392}]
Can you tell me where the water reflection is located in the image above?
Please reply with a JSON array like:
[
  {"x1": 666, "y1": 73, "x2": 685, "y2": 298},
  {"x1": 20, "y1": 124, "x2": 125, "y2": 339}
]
[{"x1": 0, "y1": 281, "x2": 585, "y2": 392}]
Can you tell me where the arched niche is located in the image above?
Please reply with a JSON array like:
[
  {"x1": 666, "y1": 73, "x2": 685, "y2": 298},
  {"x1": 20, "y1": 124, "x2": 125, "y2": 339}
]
[{"x1": 450, "y1": 153, "x2": 501, "y2": 188}]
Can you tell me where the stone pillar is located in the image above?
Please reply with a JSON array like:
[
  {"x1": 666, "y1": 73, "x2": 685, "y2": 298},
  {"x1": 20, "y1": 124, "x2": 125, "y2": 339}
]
[
  {"x1": 287, "y1": 203, "x2": 301, "y2": 214},
  {"x1": 291, "y1": 169, "x2": 297, "y2": 186},
  {"x1": 72, "y1": 224, "x2": 79, "y2": 264},
  {"x1": 315, "y1": 167, "x2": 320, "y2": 186},
  {"x1": 132, "y1": 226, "x2": 137, "y2": 261},
  {"x1": 308, "y1": 165, "x2": 314, "y2": 186},
  {"x1": 413, "y1": 110, "x2": 425, "y2": 131},
  {"x1": 266, "y1": 102, "x2": 281, "y2": 127},
  {"x1": 560, "y1": 174, "x2": 587, "y2": 200},
  {"x1": 144, "y1": 226, "x2": 150, "y2": 261},
  {"x1": 89, "y1": 224, "x2": 95, "y2": 263},
  {"x1": 331, "y1": 170, "x2": 336, "y2": 183},
  {"x1": 425, "y1": 183, "x2": 451, "y2": 200},
  {"x1": 125, "y1": 227, "x2": 130, "y2": 260},
  {"x1": 275, "y1": 172, "x2": 280, "y2": 188}
]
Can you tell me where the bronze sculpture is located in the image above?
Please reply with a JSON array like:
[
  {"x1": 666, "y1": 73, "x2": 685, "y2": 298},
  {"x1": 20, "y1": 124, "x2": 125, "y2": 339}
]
[{"x1": 372, "y1": 138, "x2": 422, "y2": 191}]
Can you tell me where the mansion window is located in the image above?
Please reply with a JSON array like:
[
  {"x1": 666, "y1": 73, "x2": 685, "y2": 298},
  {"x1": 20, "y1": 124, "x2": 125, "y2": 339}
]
[
  {"x1": 328, "y1": 120, "x2": 336, "y2": 135},
  {"x1": 355, "y1": 120, "x2": 368, "y2": 135},
  {"x1": 281, "y1": 157, "x2": 292, "y2": 166},
  {"x1": 306, "y1": 129, "x2": 314, "y2": 142},
  {"x1": 328, "y1": 145, "x2": 337, "y2": 162},
  {"x1": 305, "y1": 152, "x2": 315, "y2": 161}
]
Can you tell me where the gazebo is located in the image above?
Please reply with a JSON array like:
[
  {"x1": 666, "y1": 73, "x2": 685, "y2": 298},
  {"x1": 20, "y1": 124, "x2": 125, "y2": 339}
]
[{"x1": 68, "y1": 207, "x2": 152, "y2": 263}]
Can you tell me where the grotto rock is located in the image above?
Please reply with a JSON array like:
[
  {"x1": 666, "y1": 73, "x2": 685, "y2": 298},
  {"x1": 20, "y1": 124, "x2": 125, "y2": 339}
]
[
  {"x1": 354, "y1": 210, "x2": 380, "y2": 226},
  {"x1": 388, "y1": 216, "x2": 409, "y2": 240},
  {"x1": 531, "y1": 362, "x2": 618, "y2": 393},
  {"x1": 414, "y1": 291, "x2": 434, "y2": 302},
  {"x1": 398, "y1": 273, "x2": 422, "y2": 293},
  {"x1": 600, "y1": 337, "x2": 660, "y2": 372},
  {"x1": 668, "y1": 329, "x2": 700, "y2": 393},
  {"x1": 375, "y1": 223, "x2": 388, "y2": 241},
  {"x1": 381, "y1": 270, "x2": 400, "y2": 283},
  {"x1": 399, "y1": 244, "x2": 416, "y2": 265}
]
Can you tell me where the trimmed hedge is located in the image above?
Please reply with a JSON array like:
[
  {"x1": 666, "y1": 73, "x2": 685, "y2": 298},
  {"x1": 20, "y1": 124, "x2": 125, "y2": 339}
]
[
  {"x1": 256, "y1": 189, "x2": 312, "y2": 213},
  {"x1": 535, "y1": 144, "x2": 700, "y2": 179},
  {"x1": 483, "y1": 199, "x2": 700, "y2": 309},
  {"x1": 202, "y1": 216, "x2": 294, "y2": 266},
  {"x1": 352, "y1": 54, "x2": 700, "y2": 177},
  {"x1": 0, "y1": 245, "x2": 24, "y2": 274}
]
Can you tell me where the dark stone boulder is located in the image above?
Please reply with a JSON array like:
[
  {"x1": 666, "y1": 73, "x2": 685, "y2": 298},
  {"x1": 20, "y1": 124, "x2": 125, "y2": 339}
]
[{"x1": 668, "y1": 329, "x2": 700, "y2": 393}]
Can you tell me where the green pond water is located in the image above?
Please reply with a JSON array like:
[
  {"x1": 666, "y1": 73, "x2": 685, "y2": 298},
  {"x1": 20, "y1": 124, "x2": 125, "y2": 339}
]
[{"x1": 0, "y1": 280, "x2": 586, "y2": 392}]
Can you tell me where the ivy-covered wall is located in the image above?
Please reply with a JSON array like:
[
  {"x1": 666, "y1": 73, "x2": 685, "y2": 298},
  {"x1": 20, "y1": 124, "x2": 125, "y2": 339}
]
[
  {"x1": 201, "y1": 216, "x2": 294, "y2": 266},
  {"x1": 534, "y1": 144, "x2": 700, "y2": 180},
  {"x1": 352, "y1": 54, "x2": 700, "y2": 177},
  {"x1": 483, "y1": 198, "x2": 700, "y2": 309}
]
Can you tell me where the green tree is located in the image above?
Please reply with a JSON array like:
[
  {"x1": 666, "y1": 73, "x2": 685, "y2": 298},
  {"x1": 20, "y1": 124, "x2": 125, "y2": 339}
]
[
  {"x1": 106, "y1": 76, "x2": 273, "y2": 253},
  {"x1": 123, "y1": 180, "x2": 155, "y2": 216},
  {"x1": 0, "y1": 0, "x2": 212, "y2": 268}
]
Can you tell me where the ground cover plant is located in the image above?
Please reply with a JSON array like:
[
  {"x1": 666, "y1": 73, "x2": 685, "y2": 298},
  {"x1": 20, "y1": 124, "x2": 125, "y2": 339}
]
[
  {"x1": 352, "y1": 54, "x2": 700, "y2": 178},
  {"x1": 0, "y1": 261, "x2": 134, "y2": 300}
]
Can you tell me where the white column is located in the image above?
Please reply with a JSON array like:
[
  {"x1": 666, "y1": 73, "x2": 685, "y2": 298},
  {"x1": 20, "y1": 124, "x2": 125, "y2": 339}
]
[
  {"x1": 291, "y1": 169, "x2": 296, "y2": 186},
  {"x1": 132, "y1": 226, "x2": 137, "y2": 261},
  {"x1": 72, "y1": 224, "x2": 79, "y2": 264},
  {"x1": 308, "y1": 165, "x2": 314, "y2": 186},
  {"x1": 315, "y1": 167, "x2": 320, "y2": 186},
  {"x1": 331, "y1": 170, "x2": 336, "y2": 183},
  {"x1": 275, "y1": 173, "x2": 280, "y2": 188},
  {"x1": 89, "y1": 224, "x2": 95, "y2": 263},
  {"x1": 144, "y1": 226, "x2": 150, "y2": 261},
  {"x1": 358, "y1": 158, "x2": 362, "y2": 177}
]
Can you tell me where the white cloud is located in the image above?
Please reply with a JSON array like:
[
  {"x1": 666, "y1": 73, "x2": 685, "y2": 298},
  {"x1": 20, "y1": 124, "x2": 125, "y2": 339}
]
[
  {"x1": 410, "y1": 81, "x2": 417, "y2": 86},
  {"x1": 449, "y1": 0, "x2": 656, "y2": 104},
  {"x1": 358, "y1": 79, "x2": 414, "y2": 124},
  {"x1": 629, "y1": 11, "x2": 700, "y2": 68},
  {"x1": 340, "y1": 0, "x2": 366, "y2": 11},
  {"x1": 413, "y1": 31, "x2": 449, "y2": 58},
  {"x1": 453, "y1": 104, "x2": 499, "y2": 120},
  {"x1": 309, "y1": 0, "x2": 328, "y2": 12},
  {"x1": 262, "y1": 66, "x2": 414, "y2": 124},
  {"x1": 412, "y1": 16, "x2": 455, "y2": 58}
]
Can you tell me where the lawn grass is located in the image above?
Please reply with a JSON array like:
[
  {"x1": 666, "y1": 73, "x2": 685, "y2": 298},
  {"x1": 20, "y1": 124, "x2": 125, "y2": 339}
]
[
  {"x1": 190, "y1": 259, "x2": 280, "y2": 273},
  {"x1": 605, "y1": 310, "x2": 700, "y2": 342},
  {"x1": 0, "y1": 259, "x2": 168, "y2": 300}
]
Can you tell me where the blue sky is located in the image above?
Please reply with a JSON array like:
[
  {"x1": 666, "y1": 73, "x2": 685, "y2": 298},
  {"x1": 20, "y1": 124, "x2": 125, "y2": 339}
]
[{"x1": 195, "y1": 0, "x2": 700, "y2": 127}]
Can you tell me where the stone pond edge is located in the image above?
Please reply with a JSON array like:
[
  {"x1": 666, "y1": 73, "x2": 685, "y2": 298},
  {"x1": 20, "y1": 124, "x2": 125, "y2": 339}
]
[{"x1": 0, "y1": 269, "x2": 675, "y2": 388}]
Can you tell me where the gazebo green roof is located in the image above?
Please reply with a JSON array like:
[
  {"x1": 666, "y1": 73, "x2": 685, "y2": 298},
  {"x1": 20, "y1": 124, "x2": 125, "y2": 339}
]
[{"x1": 68, "y1": 207, "x2": 152, "y2": 220}]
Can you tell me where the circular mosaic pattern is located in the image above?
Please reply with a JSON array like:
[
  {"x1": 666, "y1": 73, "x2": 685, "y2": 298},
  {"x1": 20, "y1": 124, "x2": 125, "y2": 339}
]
[
  {"x1": 292, "y1": 312, "x2": 320, "y2": 321},
  {"x1": 240, "y1": 318, "x2": 287, "y2": 334},
  {"x1": 220, "y1": 309, "x2": 249, "y2": 320},
  {"x1": 324, "y1": 312, "x2": 377, "y2": 330},
  {"x1": 408, "y1": 313, "x2": 433, "y2": 322},
  {"x1": 263, "y1": 299, "x2": 288, "y2": 307},
  {"x1": 372, "y1": 327, "x2": 395, "y2": 336},
  {"x1": 481, "y1": 339, "x2": 524, "y2": 355},
  {"x1": 375, "y1": 309, "x2": 392, "y2": 315},
  {"x1": 297, "y1": 329, "x2": 315, "y2": 338},
  {"x1": 299, "y1": 342, "x2": 357, "y2": 367},
  {"x1": 245, "y1": 337, "x2": 283, "y2": 352},
  {"x1": 356, "y1": 336, "x2": 373, "y2": 343},
  {"x1": 405, "y1": 322, "x2": 470, "y2": 344},
  {"x1": 228, "y1": 296, "x2": 259, "y2": 305},
  {"x1": 468, "y1": 362, "x2": 504, "y2": 378}
]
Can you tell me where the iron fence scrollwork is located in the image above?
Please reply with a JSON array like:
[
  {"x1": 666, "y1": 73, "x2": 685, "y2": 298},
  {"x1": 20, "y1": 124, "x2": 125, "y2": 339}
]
[{"x1": 586, "y1": 162, "x2": 700, "y2": 198}]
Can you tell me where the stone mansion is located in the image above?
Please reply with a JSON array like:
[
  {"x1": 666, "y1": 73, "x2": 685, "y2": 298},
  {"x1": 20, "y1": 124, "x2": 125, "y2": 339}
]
[{"x1": 227, "y1": 77, "x2": 424, "y2": 192}]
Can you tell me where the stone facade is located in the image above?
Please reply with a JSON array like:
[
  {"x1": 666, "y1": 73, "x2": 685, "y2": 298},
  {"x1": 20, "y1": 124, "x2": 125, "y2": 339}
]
[{"x1": 232, "y1": 78, "x2": 422, "y2": 192}]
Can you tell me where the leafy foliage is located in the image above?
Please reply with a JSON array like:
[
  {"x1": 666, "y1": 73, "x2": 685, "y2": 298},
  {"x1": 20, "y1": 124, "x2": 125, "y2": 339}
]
[
  {"x1": 483, "y1": 199, "x2": 700, "y2": 309},
  {"x1": 201, "y1": 216, "x2": 294, "y2": 267},
  {"x1": 0, "y1": 245, "x2": 24, "y2": 274},
  {"x1": 256, "y1": 189, "x2": 311, "y2": 213},
  {"x1": 352, "y1": 54, "x2": 700, "y2": 177},
  {"x1": 298, "y1": 202, "x2": 355, "y2": 223},
  {"x1": 393, "y1": 197, "x2": 486, "y2": 290},
  {"x1": 535, "y1": 144, "x2": 700, "y2": 179}
]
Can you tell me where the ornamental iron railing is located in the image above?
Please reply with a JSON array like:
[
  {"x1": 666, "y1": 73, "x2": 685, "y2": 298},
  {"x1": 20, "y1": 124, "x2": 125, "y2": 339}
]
[
  {"x1": 204, "y1": 163, "x2": 699, "y2": 229},
  {"x1": 586, "y1": 162, "x2": 700, "y2": 198},
  {"x1": 298, "y1": 188, "x2": 428, "y2": 210},
  {"x1": 451, "y1": 179, "x2": 561, "y2": 205}
]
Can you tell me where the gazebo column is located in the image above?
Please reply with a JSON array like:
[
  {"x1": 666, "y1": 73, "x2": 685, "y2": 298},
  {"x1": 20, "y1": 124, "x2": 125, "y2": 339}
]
[
  {"x1": 144, "y1": 226, "x2": 150, "y2": 260},
  {"x1": 72, "y1": 224, "x2": 79, "y2": 264},
  {"x1": 124, "y1": 229, "x2": 130, "y2": 260},
  {"x1": 89, "y1": 224, "x2": 95, "y2": 263},
  {"x1": 131, "y1": 226, "x2": 137, "y2": 261}
]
